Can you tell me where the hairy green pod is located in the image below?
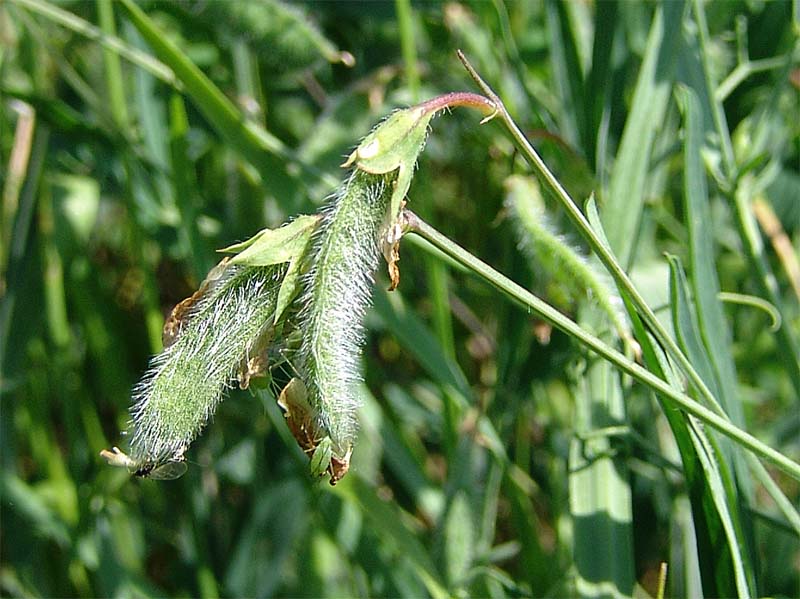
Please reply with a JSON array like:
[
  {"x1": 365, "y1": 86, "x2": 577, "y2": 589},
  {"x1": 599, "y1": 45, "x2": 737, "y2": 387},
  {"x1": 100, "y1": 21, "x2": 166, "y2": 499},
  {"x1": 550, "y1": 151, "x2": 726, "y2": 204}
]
[
  {"x1": 299, "y1": 169, "x2": 395, "y2": 461},
  {"x1": 505, "y1": 175, "x2": 631, "y2": 343},
  {"x1": 128, "y1": 261, "x2": 286, "y2": 466},
  {"x1": 189, "y1": 0, "x2": 354, "y2": 69},
  {"x1": 295, "y1": 101, "x2": 455, "y2": 472}
]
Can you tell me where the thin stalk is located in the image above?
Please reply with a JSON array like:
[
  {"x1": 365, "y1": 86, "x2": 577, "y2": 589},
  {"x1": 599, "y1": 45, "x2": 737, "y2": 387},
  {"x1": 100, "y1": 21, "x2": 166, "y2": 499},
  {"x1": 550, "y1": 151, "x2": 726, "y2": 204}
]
[
  {"x1": 404, "y1": 210, "x2": 800, "y2": 482},
  {"x1": 456, "y1": 50, "x2": 729, "y2": 420},
  {"x1": 746, "y1": 452, "x2": 800, "y2": 537},
  {"x1": 97, "y1": 0, "x2": 129, "y2": 126},
  {"x1": 451, "y1": 54, "x2": 800, "y2": 523},
  {"x1": 716, "y1": 55, "x2": 791, "y2": 102},
  {"x1": 395, "y1": 0, "x2": 420, "y2": 99},
  {"x1": 1, "y1": 126, "x2": 48, "y2": 371},
  {"x1": 396, "y1": 1, "x2": 457, "y2": 362}
]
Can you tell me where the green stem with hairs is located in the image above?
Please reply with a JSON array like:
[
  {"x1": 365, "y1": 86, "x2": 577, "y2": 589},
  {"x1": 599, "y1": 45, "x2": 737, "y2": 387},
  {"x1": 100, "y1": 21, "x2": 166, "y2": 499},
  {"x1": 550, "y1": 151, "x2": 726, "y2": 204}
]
[
  {"x1": 403, "y1": 209, "x2": 800, "y2": 482},
  {"x1": 457, "y1": 50, "x2": 730, "y2": 420}
]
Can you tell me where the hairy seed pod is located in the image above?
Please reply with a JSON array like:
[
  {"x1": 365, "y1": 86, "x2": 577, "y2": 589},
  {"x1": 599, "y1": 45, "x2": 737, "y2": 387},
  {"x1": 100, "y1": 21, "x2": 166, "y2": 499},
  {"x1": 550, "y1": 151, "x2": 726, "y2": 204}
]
[
  {"x1": 505, "y1": 175, "x2": 631, "y2": 344},
  {"x1": 298, "y1": 169, "x2": 395, "y2": 461},
  {"x1": 128, "y1": 261, "x2": 286, "y2": 466}
]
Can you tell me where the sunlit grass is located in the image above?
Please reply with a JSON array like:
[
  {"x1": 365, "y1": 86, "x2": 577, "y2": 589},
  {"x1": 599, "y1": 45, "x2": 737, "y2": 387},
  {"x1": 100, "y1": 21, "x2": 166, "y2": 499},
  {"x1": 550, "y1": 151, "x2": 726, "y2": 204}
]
[{"x1": 2, "y1": 1, "x2": 798, "y2": 597}]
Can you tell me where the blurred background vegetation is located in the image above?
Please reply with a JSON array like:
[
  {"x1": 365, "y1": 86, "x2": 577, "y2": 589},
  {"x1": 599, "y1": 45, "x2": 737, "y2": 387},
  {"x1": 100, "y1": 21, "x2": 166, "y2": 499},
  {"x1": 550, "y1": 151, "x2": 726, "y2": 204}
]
[{"x1": 1, "y1": 1, "x2": 798, "y2": 597}]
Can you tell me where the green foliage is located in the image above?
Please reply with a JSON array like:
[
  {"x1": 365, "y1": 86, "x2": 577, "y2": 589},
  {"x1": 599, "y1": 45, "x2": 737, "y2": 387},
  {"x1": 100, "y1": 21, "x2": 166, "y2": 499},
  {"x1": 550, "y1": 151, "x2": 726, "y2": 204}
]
[{"x1": 2, "y1": 1, "x2": 798, "y2": 598}]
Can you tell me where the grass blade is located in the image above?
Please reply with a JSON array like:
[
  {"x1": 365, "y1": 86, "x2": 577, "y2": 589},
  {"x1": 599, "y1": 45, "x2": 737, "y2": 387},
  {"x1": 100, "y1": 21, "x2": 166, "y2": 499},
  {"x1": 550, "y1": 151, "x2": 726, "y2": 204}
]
[
  {"x1": 333, "y1": 476, "x2": 449, "y2": 599},
  {"x1": 117, "y1": 0, "x2": 331, "y2": 202},
  {"x1": 668, "y1": 254, "x2": 755, "y2": 597},
  {"x1": 584, "y1": 0, "x2": 617, "y2": 170},
  {"x1": 568, "y1": 312, "x2": 634, "y2": 598},
  {"x1": 10, "y1": 0, "x2": 177, "y2": 86},
  {"x1": 601, "y1": 1, "x2": 683, "y2": 268},
  {"x1": 544, "y1": 0, "x2": 586, "y2": 149},
  {"x1": 168, "y1": 93, "x2": 210, "y2": 280},
  {"x1": 372, "y1": 289, "x2": 471, "y2": 399}
]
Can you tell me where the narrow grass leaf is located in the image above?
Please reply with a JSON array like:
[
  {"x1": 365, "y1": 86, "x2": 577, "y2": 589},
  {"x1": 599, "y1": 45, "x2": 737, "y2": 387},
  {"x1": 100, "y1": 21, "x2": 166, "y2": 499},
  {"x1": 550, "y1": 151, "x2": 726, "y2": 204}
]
[
  {"x1": 584, "y1": 0, "x2": 618, "y2": 170},
  {"x1": 97, "y1": 0, "x2": 128, "y2": 125},
  {"x1": 365, "y1": 386, "x2": 443, "y2": 523},
  {"x1": 678, "y1": 85, "x2": 746, "y2": 424},
  {"x1": 602, "y1": 1, "x2": 683, "y2": 268},
  {"x1": 372, "y1": 289, "x2": 471, "y2": 398},
  {"x1": 687, "y1": 422, "x2": 753, "y2": 598},
  {"x1": 224, "y1": 480, "x2": 309, "y2": 598},
  {"x1": 504, "y1": 471, "x2": 553, "y2": 594},
  {"x1": 118, "y1": 0, "x2": 313, "y2": 202},
  {"x1": 477, "y1": 457, "x2": 503, "y2": 559},
  {"x1": 168, "y1": 93, "x2": 210, "y2": 280},
  {"x1": 10, "y1": 0, "x2": 177, "y2": 86},
  {"x1": 690, "y1": 0, "x2": 800, "y2": 397},
  {"x1": 679, "y1": 83, "x2": 759, "y2": 583},
  {"x1": 128, "y1": 24, "x2": 174, "y2": 217},
  {"x1": 443, "y1": 490, "x2": 476, "y2": 589},
  {"x1": 1, "y1": 473, "x2": 71, "y2": 546},
  {"x1": 668, "y1": 254, "x2": 755, "y2": 597},
  {"x1": 623, "y1": 291, "x2": 725, "y2": 597},
  {"x1": 666, "y1": 255, "x2": 719, "y2": 396},
  {"x1": 569, "y1": 304, "x2": 634, "y2": 599},
  {"x1": 545, "y1": 0, "x2": 586, "y2": 149}
]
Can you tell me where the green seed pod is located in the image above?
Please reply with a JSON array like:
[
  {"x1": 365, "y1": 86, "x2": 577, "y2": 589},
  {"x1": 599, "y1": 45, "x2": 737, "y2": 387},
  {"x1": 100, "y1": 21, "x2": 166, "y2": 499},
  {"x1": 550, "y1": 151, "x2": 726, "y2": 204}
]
[
  {"x1": 505, "y1": 175, "x2": 631, "y2": 344},
  {"x1": 188, "y1": 0, "x2": 354, "y2": 71},
  {"x1": 128, "y1": 261, "x2": 286, "y2": 466},
  {"x1": 298, "y1": 169, "x2": 395, "y2": 463},
  {"x1": 293, "y1": 98, "x2": 486, "y2": 476},
  {"x1": 102, "y1": 218, "x2": 318, "y2": 478}
]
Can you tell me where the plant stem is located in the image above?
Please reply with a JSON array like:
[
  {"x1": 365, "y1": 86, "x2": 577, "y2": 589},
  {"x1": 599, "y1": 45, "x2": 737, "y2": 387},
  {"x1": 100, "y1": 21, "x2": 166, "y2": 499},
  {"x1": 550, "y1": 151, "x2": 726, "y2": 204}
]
[
  {"x1": 456, "y1": 50, "x2": 729, "y2": 420},
  {"x1": 394, "y1": 0, "x2": 420, "y2": 99},
  {"x1": 403, "y1": 209, "x2": 800, "y2": 482}
]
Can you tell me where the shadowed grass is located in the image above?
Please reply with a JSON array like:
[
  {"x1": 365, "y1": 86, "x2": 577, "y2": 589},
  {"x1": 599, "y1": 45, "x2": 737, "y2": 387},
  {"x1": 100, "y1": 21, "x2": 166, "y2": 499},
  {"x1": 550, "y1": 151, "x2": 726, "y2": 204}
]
[{"x1": 2, "y1": 2, "x2": 798, "y2": 598}]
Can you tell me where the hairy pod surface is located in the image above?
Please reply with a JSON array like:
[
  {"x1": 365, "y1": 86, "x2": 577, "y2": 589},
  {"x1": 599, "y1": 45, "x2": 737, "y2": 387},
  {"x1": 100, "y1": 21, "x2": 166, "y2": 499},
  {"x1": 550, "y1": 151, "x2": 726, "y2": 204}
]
[
  {"x1": 129, "y1": 262, "x2": 285, "y2": 465},
  {"x1": 299, "y1": 169, "x2": 395, "y2": 459},
  {"x1": 505, "y1": 175, "x2": 630, "y2": 343}
]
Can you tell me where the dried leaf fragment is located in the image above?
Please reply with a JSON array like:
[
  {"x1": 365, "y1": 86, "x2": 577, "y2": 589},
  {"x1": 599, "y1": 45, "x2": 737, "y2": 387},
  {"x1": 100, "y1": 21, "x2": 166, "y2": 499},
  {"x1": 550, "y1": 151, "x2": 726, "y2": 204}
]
[
  {"x1": 162, "y1": 258, "x2": 231, "y2": 347},
  {"x1": 277, "y1": 377, "x2": 351, "y2": 485}
]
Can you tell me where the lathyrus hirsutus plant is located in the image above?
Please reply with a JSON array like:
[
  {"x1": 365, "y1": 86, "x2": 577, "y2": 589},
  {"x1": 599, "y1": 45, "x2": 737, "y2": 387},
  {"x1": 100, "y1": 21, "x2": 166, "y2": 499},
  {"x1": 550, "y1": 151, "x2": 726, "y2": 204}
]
[
  {"x1": 102, "y1": 93, "x2": 495, "y2": 484},
  {"x1": 101, "y1": 216, "x2": 320, "y2": 478}
]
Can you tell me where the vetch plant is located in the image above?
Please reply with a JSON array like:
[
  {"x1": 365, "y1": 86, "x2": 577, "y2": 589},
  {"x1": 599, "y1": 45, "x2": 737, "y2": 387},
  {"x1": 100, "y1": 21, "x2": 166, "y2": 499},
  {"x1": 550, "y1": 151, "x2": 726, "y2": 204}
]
[
  {"x1": 102, "y1": 93, "x2": 496, "y2": 484},
  {"x1": 8, "y1": 1, "x2": 798, "y2": 594},
  {"x1": 100, "y1": 74, "x2": 800, "y2": 496}
]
